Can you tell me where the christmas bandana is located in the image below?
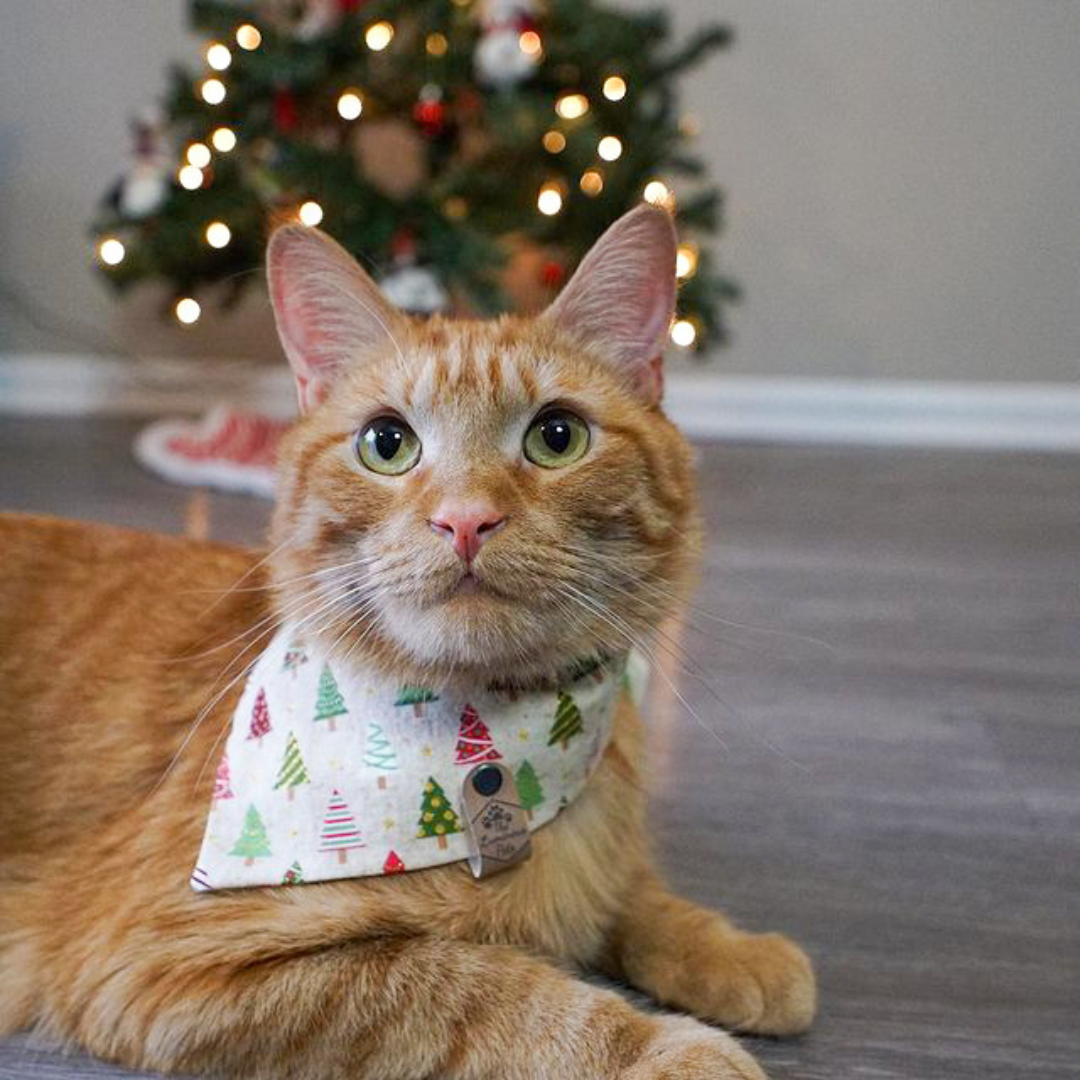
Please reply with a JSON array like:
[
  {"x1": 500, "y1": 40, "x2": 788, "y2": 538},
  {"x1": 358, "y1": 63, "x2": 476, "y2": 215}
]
[{"x1": 191, "y1": 626, "x2": 644, "y2": 891}]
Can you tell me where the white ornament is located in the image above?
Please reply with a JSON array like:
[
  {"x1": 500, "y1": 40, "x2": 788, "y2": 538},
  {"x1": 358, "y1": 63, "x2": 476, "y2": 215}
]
[
  {"x1": 378, "y1": 266, "x2": 449, "y2": 315},
  {"x1": 120, "y1": 161, "x2": 168, "y2": 218},
  {"x1": 474, "y1": 0, "x2": 541, "y2": 88}
]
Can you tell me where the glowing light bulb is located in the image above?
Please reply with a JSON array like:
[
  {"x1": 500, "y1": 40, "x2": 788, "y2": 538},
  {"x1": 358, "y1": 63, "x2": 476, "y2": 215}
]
[
  {"x1": 443, "y1": 196, "x2": 468, "y2": 220},
  {"x1": 519, "y1": 31, "x2": 542, "y2": 56},
  {"x1": 337, "y1": 91, "x2": 363, "y2": 120},
  {"x1": 205, "y1": 221, "x2": 231, "y2": 248},
  {"x1": 98, "y1": 238, "x2": 125, "y2": 265},
  {"x1": 670, "y1": 319, "x2": 696, "y2": 348},
  {"x1": 643, "y1": 179, "x2": 671, "y2": 206},
  {"x1": 603, "y1": 75, "x2": 627, "y2": 101},
  {"x1": 206, "y1": 43, "x2": 232, "y2": 71},
  {"x1": 235, "y1": 24, "x2": 261, "y2": 50},
  {"x1": 186, "y1": 142, "x2": 211, "y2": 168},
  {"x1": 676, "y1": 244, "x2": 698, "y2": 279},
  {"x1": 542, "y1": 130, "x2": 566, "y2": 153},
  {"x1": 426, "y1": 32, "x2": 448, "y2": 56},
  {"x1": 365, "y1": 21, "x2": 393, "y2": 50},
  {"x1": 537, "y1": 184, "x2": 563, "y2": 216},
  {"x1": 580, "y1": 169, "x2": 603, "y2": 197},
  {"x1": 597, "y1": 136, "x2": 622, "y2": 162},
  {"x1": 200, "y1": 78, "x2": 226, "y2": 105},
  {"x1": 178, "y1": 164, "x2": 204, "y2": 190},
  {"x1": 175, "y1": 298, "x2": 202, "y2": 325},
  {"x1": 555, "y1": 93, "x2": 588, "y2": 120},
  {"x1": 211, "y1": 126, "x2": 236, "y2": 152},
  {"x1": 299, "y1": 200, "x2": 324, "y2": 226}
]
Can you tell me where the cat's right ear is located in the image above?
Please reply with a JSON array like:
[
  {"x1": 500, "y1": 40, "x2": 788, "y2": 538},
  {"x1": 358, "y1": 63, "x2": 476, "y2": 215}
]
[{"x1": 267, "y1": 225, "x2": 401, "y2": 413}]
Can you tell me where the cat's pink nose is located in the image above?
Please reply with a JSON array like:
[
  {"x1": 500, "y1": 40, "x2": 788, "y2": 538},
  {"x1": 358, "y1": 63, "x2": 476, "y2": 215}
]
[{"x1": 429, "y1": 502, "x2": 507, "y2": 564}]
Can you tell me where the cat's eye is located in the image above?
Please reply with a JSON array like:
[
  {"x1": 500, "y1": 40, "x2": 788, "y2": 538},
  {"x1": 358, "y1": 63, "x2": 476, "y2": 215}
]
[
  {"x1": 355, "y1": 417, "x2": 421, "y2": 475},
  {"x1": 523, "y1": 409, "x2": 590, "y2": 469}
]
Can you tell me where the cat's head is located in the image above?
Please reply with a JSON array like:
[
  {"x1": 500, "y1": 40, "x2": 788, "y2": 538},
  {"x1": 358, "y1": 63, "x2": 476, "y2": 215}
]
[{"x1": 266, "y1": 205, "x2": 699, "y2": 685}]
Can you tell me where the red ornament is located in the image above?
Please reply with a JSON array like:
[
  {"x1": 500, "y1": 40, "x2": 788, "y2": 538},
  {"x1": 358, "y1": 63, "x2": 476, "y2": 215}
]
[
  {"x1": 274, "y1": 88, "x2": 299, "y2": 133},
  {"x1": 390, "y1": 228, "x2": 418, "y2": 263},
  {"x1": 540, "y1": 260, "x2": 565, "y2": 289},
  {"x1": 413, "y1": 98, "x2": 446, "y2": 138},
  {"x1": 337, "y1": 0, "x2": 364, "y2": 10},
  {"x1": 383, "y1": 850, "x2": 406, "y2": 874}
]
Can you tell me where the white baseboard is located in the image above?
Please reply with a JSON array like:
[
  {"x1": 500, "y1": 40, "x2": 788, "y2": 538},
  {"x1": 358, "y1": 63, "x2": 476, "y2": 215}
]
[{"x1": 2, "y1": 353, "x2": 1080, "y2": 452}]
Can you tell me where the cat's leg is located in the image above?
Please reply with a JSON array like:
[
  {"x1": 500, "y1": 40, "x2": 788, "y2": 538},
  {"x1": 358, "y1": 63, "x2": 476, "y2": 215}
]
[
  {"x1": 52, "y1": 933, "x2": 768, "y2": 1080},
  {"x1": 604, "y1": 871, "x2": 816, "y2": 1036}
]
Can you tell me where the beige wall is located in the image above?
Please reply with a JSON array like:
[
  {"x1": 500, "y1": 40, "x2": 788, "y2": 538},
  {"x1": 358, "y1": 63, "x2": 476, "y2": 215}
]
[{"x1": 1, "y1": 0, "x2": 1078, "y2": 381}]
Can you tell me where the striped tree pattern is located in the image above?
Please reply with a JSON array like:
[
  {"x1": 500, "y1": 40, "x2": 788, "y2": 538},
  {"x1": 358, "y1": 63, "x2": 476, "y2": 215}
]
[
  {"x1": 273, "y1": 731, "x2": 310, "y2": 801},
  {"x1": 318, "y1": 789, "x2": 364, "y2": 864}
]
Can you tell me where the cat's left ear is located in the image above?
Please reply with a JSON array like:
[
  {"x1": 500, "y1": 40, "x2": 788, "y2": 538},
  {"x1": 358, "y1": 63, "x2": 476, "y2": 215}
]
[
  {"x1": 267, "y1": 225, "x2": 402, "y2": 413},
  {"x1": 543, "y1": 204, "x2": 677, "y2": 404}
]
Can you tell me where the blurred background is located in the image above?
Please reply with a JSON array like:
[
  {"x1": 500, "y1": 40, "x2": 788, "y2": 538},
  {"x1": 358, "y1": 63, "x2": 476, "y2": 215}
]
[{"x1": 0, "y1": 5, "x2": 1078, "y2": 1080}]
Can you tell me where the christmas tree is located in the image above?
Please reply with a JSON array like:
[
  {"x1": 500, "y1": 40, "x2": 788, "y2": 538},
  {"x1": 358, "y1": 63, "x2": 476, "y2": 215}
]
[
  {"x1": 395, "y1": 686, "x2": 439, "y2": 718},
  {"x1": 91, "y1": 0, "x2": 735, "y2": 350},
  {"x1": 515, "y1": 759, "x2": 545, "y2": 820},
  {"x1": 454, "y1": 703, "x2": 503, "y2": 765},
  {"x1": 247, "y1": 687, "x2": 272, "y2": 744},
  {"x1": 548, "y1": 690, "x2": 583, "y2": 749},
  {"x1": 383, "y1": 850, "x2": 406, "y2": 874},
  {"x1": 417, "y1": 776, "x2": 461, "y2": 850},
  {"x1": 363, "y1": 720, "x2": 399, "y2": 789},
  {"x1": 319, "y1": 789, "x2": 365, "y2": 864},
  {"x1": 313, "y1": 663, "x2": 348, "y2": 730},
  {"x1": 273, "y1": 730, "x2": 311, "y2": 800},
  {"x1": 282, "y1": 640, "x2": 309, "y2": 676},
  {"x1": 229, "y1": 803, "x2": 272, "y2": 865},
  {"x1": 212, "y1": 751, "x2": 234, "y2": 804},
  {"x1": 282, "y1": 860, "x2": 304, "y2": 885}
]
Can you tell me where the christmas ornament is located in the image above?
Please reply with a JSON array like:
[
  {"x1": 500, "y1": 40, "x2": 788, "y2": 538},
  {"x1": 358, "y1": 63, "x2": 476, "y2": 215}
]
[
  {"x1": 378, "y1": 265, "x2": 449, "y2": 315},
  {"x1": 273, "y1": 88, "x2": 299, "y2": 133},
  {"x1": 191, "y1": 624, "x2": 645, "y2": 891},
  {"x1": 412, "y1": 84, "x2": 447, "y2": 138},
  {"x1": 111, "y1": 105, "x2": 170, "y2": 219},
  {"x1": 474, "y1": 0, "x2": 542, "y2": 88}
]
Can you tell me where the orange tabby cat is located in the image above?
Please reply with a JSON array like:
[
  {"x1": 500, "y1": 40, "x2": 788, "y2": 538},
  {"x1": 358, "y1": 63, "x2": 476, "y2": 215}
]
[{"x1": 0, "y1": 205, "x2": 813, "y2": 1079}]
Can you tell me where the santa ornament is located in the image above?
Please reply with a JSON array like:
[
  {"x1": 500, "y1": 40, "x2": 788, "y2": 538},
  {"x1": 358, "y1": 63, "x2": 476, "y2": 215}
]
[{"x1": 474, "y1": 0, "x2": 543, "y2": 88}]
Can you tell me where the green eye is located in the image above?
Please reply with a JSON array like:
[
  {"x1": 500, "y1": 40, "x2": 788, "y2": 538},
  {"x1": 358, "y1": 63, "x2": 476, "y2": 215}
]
[
  {"x1": 523, "y1": 409, "x2": 590, "y2": 469},
  {"x1": 356, "y1": 417, "x2": 421, "y2": 475}
]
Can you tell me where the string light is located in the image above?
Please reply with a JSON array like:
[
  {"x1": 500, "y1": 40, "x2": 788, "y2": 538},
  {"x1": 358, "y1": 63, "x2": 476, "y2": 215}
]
[
  {"x1": 597, "y1": 136, "x2": 622, "y2": 162},
  {"x1": 643, "y1": 179, "x2": 672, "y2": 206},
  {"x1": 443, "y1": 196, "x2": 468, "y2": 220},
  {"x1": 676, "y1": 243, "x2": 698, "y2": 279},
  {"x1": 211, "y1": 126, "x2": 236, "y2": 152},
  {"x1": 603, "y1": 75, "x2": 627, "y2": 101},
  {"x1": 542, "y1": 130, "x2": 566, "y2": 153},
  {"x1": 537, "y1": 182, "x2": 564, "y2": 216},
  {"x1": 235, "y1": 24, "x2": 261, "y2": 50},
  {"x1": 365, "y1": 21, "x2": 394, "y2": 50},
  {"x1": 205, "y1": 221, "x2": 232, "y2": 248},
  {"x1": 175, "y1": 298, "x2": 202, "y2": 325},
  {"x1": 299, "y1": 200, "x2": 324, "y2": 226},
  {"x1": 580, "y1": 169, "x2": 603, "y2": 197},
  {"x1": 186, "y1": 142, "x2": 211, "y2": 168},
  {"x1": 200, "y1": 78, "x2": 226, "y2": 105},
  {"x1": 519, "y1": 31, "x2": 542, "y2": 56},
  {"x1": 178, "y1": 164, "x2": 204, "y2": 190},
  {"x1": 426, "y1": 32, "x2": 448, "y2": 56},
  {"x1": 337, "y1": 91, "x2": 363, "y2": 120},
  {"x1": 206, "y1": 43, "x2": 232, "y2": 71},
  {"x1": 98, "y1": 238, "x2": 125, "y2": 266},
  {"x1": 670, "y1": 319, "x2": 697, "y2": 348},
  {"x1": 555, "y1": 93, "x2": 588, "y2": 120}
]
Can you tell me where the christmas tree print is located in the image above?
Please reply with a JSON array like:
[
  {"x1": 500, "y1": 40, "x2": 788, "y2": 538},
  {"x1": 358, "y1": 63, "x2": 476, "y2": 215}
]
[
  {"x1": 282, "y1": 641, "x2": 309, "y2": 677},
  {"x1": 395, "y1": 686, "x2": 439, "y2": 718},
  {"x1": 229, "y1": 804, "x2": 272, "y2": 866},
  {"x1": 383, "y1": 850, "x2": 406, "y2": 874},
  {"x1": 273, "y1": 731, "x2": 311, "y2": 801},
  {"x1": 313, "y1": 663, "x2": 347, "y2": 731},
  {"x1": 515, "y1": 760, "x2": 545, "y2": 821},
  {"x1": 282, "y1": 860, "x2": 304, "y2": 886},
  {"x1": 212, "y1": 751, "x2": 234, "y2": 806},
  {"x1": 417, "y1": 777, "x2": 461, "y2": 850},
  {"x1": 548, "y1": 691, "x2": 584, "y2": 750},
  {"x1": 247, "y1": 687, "x2": 272, "y2": 745},
  {"x1": 363, "y1": 721, "x2": 399, "y2": 790},
  {"x1": 454, "y1": 704, "x2": 503, "y2": 765},
  {"x1": 318, "y1": 789, "x2": 364, "y2": 864}
]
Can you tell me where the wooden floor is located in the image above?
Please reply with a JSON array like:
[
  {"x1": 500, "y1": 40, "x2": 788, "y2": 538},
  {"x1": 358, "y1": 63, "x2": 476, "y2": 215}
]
[{"x1": 1, "y1": 416, "x2": 1077, "y2": 1080}]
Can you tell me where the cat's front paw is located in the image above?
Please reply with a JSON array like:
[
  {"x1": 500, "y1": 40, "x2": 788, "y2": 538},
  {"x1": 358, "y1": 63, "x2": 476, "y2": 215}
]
[
  {"x1": 623, "y1": 1016, "x2": 767, "y2": 1080},
  {"x1": 700, "y1": 932, "x2": 816, "y2": 1036}
]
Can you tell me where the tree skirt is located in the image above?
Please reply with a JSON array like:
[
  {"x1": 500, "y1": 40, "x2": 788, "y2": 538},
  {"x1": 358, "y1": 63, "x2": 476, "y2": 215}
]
[{"x1": 134, "y1": 406, "x2": 290, "y2": 499}]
